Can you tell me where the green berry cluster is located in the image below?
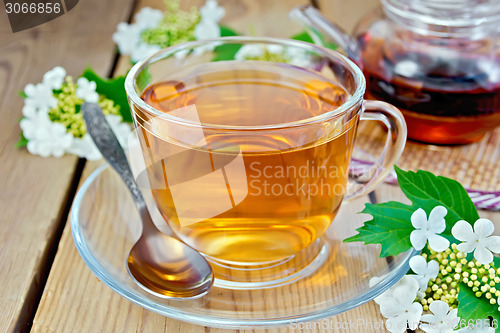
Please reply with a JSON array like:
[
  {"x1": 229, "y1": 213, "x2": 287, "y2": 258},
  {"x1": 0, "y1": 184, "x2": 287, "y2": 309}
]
[
  {"x1": 141, "y1": 0, "x2": 200, "y2": 48},
  {"x1": 244, "y1": 49, "x2": 292, "y2": 63},
  {"x1": 419, "y1": 244, "x2": 500, "y2": 311},
  {"x1": 49, "y1": 76, "x2": 120, "y2": 138}
]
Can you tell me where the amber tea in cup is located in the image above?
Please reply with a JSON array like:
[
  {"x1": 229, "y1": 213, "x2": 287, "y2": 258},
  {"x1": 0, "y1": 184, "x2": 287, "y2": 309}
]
[
  {"x1": 126, "y1": 37, "x2": 406, "y2": 285},
  {"x1": 139, "y1": 61, "x2": 355, "y2": 263}
]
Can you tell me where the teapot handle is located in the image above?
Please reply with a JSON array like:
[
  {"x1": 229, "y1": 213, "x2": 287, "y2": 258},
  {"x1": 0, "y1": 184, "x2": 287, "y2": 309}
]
[{"x1": 290, "y1": 5, "x2": 361, "y2": 63}]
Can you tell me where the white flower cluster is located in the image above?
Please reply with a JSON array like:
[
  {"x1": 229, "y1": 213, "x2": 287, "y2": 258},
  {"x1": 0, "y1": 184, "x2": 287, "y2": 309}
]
[
  {"x1": 235, "y1": 44, "x2": 311, "y2": 68},
  {"x1": 21, "y1": 67, "x2": 72, "y2": 158},
  {"x1": 112, "y1": 8, "x2": 163, "y2": 63},
  {"x1": 195, "y1": 0, "x2": 225, "y2": 40},
  {"x1": 411, "y1": 206, "x2": 500, "y2": 265},
  {"x1": 112, "y1": 0, "x2": 225, "y2": 63},
  {"x1": 371, "y1": 206, "x2": 500, "y2": 333},
  {"x1": 19, "y1": 67, "x2": 134, "y2": 160},
  {"x1": 67, "y1": 114, "x2": 134, "y2": 161},
  {"x1": 373, "y1": 275, "x2": 462, "y2": 333}
]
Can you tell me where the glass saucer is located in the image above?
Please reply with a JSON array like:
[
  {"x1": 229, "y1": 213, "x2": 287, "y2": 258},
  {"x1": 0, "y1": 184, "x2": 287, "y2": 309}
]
[{"x1": 71, "y1": 164, "x2": 416, "y2": 328}]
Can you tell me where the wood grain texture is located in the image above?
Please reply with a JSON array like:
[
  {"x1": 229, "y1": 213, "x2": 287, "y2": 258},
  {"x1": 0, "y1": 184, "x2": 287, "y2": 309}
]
[
  {"x1": 32, "y1": 0, "x2": 388, "y2": 332},
  {"x1": 315, "y1": 0, "x2": 379, "y2": 34},
  {"x1": 33, "y1": 163, "x2": 387, "y2": 333},
  {"x1": 0, "y1": 0, "x2": 135, "y2": 331}
]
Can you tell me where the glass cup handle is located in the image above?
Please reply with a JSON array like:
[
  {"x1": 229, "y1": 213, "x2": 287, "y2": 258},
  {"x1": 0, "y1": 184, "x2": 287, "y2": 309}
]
[{"x1": 344, "y1": 100, "x2": 407, "y2": 201}]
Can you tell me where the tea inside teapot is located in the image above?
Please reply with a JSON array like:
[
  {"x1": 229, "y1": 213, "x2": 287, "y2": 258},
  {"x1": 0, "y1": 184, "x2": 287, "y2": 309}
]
[{"x1": 292, "y1": 1, "x2": 500, "y2": 145}]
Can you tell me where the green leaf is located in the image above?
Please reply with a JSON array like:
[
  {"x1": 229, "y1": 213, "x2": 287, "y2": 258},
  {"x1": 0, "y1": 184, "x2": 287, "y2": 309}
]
[
  {"x1": 213, "y1": 43, "x2": 242, "y2": 61},
  {"x1": 457, "y1": 282, "x2": 500, "y2": 325},
  {"x1": 81, "y1": 68, "x2": 132, "y2": 122},
  {"x1": 291, "y1": 31, "x2": 315, "y2": 43},
  {"x1": 395, "y1": 166, "x2": 479, "y2": 234},
  {"x1": 18, "y1": 91, "x2": 27, "y2": 98},
  {"x1": 344, "y1": 201, "x2": 416, "y2": 257},
  {"x1": 344, "y1": 167, "x2": 480, "y2": 257},
  {"x1": 219, "y1": 25, "x2": 239, "y2": 37},
  {"x1": 136, "y1": 67, "x2": 151, "y2": 91},
  {"x1": 16, "y1": 132, "x2": 28, "y2": 148},
  {"x1": 211, "y1": 25, "x2": 242, "y2": 61},
  {"x1": 291, "y1": 31, "x2": 337, "y2": 50}
]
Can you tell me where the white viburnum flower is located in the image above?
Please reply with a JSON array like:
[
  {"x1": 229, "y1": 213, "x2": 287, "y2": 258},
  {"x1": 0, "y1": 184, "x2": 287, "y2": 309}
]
[
  {"x1": 194, "y1": 19, "x2": 221, "y2": 40},
  {"x1": 235, "y1": 44, "x2": 286, "y2": 60},
  {"x1": 67, "y1": 115, "x2": 133, "y2": 160},
  {"x1": 20, "y1": 110, "x2": 73, "y2": 157},
  {"x1": 235, "y1": 44, "x2": 266, "y2": 60},
  {"x1": 420, "y1": 300, "x2": 459, "y2": 333},
  {"x1": 76, "y1": 78, "x2": 99, "y2": 103},
  {"x1": 131, "y1": 43, "x2": 161, "y2": 63},
  {"x1": 113, "y1": 20, "x2": 160, "y2": 62},
  {"x1": 42, "y1": 66, "x2": 66, "y2": 90},
  {"x1": 234, "y1": 44, "x2": 311, "y2": 68},
  {"x1": 67, "y1": 134, "x2": 101, "y2": 161},
  {"x1": 410, "y1": 206, "x2": 450, "y2": 252},
  {"x1": 370, "y1": 275, "x2": 418, "y2": 305},
  {"x1": 24, "y1": 83, "x2": 57, "y2": 111},
  {"x1": 285, "y1": 47, "x2": 311, "y2": 67},
  {"x1": 106, "y1": 114, "x2": 134, "y2": 148},
  {"x1": 20, "y1": 107, "x2": 46, "y2": 139},
  {"x1": 409, "y1": 255, "x2": 439, "y2": 291},
  {"x1": 378, "y1": 276, "x2": 423, "y2": 333},
  {"x1": 22, "y1": 105, "x2": 36, "y2": 119},
  {"x1": 452, "y1": 219, "x2": 500, "y2": 265},
  {"x1": 199, "y1": 0, "x2": 225, "y2": 23},
  {"x1": 174, "y1": 49, "x2": 190, "y2": 60},
  {"x1": 112, "y1": 22, "x2": 142, "y2": 56},
  {"x1": 194, "y1": 0, "x2": 225, "y2": 53},
  {"x1": 134, "y1": 7, "x2": 163, "y2": 30}
]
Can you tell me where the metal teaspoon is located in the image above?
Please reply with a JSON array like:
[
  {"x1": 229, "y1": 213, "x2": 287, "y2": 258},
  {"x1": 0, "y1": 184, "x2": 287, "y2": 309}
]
[{"x1": 82, "y1": 103, "x2": 214, "y2": 299}]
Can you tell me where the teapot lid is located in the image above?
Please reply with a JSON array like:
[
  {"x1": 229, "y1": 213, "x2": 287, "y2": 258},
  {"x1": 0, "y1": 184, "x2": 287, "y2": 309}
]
[{"x1": 382, "y1": 0, "x2": 500, "y2": 37}]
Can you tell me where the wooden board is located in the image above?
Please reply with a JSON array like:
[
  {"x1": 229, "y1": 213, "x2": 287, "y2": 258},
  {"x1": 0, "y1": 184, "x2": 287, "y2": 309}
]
[
  {"x1": 0, "y1": 0, "x2": 135, "y2": 331},
  {"x1": 32, "y1": 0, "x2": 388, "y2": 332},
  {"x1": 315, "y1": 0, "x2": 379, "y2": 34},
  {"x1": 32, "y1": 162, "x2": 387, "y2": 333}
]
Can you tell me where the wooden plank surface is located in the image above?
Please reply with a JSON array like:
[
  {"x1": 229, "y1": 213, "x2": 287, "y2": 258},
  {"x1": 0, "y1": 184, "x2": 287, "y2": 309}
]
[
  {"x1": 32, "y1": 163, "x2": 386, "y2": 333},
  {"x1": 0, "y1": 1, "x2": 136, "y2": 331},
  {"x1": 315, "y1": 0, "x2": 379, "y2": 34},
  {"x1": 32, "y1": 0, "x2": 388, "y2": 332}
]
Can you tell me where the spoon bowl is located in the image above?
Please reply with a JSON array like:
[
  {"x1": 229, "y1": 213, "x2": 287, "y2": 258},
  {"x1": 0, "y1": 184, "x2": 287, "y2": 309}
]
[
  {"x1": 82, "y1": 103, "x2": 214, "y2": 299},
  {"x1": 127, "y1": 232, "x2": 213, "y2": 299}
]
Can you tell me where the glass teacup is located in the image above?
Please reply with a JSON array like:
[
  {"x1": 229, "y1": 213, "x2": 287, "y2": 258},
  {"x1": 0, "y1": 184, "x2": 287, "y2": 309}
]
[{"x1": 125, "y1": 37, "x2": 406, "y2": 287}]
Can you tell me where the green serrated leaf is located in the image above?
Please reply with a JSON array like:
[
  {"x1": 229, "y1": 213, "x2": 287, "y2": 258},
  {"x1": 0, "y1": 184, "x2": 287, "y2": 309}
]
[
  {"x1": 395, "y1": 166, "x2": 479, "y2": 234},
  {"x1": 457, "y1": 282, "x2": 500, "y2": 327},
  {"x1": 344, "y1": 201, "x2": 416, "y2": 257},
  {"x1": 18, "y1": 91, "x2": 27, "y2": 98},
  {"x1": 16, "y1": 132, "x2": 28, "y2": 148},
  {"x1": 81, "y1": 68, "x2": 132, "y2": 122}
]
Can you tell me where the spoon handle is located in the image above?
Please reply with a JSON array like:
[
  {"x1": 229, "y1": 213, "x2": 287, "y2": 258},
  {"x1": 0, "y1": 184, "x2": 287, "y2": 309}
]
[{"x1": 82, "y1": 103, "x2": 153, "y2": 229}]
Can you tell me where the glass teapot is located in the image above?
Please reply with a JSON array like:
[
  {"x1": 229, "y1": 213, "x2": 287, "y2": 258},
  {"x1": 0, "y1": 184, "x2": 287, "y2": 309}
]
[{"x1": 292, "y1": 0, "x2": 500, "y2": 145}]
